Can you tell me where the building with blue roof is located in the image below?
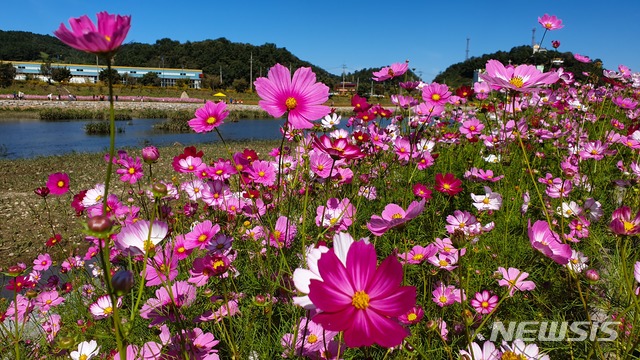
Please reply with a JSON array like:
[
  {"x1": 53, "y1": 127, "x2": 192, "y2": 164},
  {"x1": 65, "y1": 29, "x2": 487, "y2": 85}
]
[{"x1": 9, "y1": 61, "x2": 203, "y2": 88}]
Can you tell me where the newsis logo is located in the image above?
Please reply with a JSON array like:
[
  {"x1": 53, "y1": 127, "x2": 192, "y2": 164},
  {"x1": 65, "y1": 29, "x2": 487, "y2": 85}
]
[{"x1": 489, "y1": 321, "x2": 620, "y2": 342}]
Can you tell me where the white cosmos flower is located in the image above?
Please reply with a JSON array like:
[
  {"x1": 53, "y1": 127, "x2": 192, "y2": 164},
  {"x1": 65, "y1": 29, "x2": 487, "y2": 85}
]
[
  {"x1": 70, "y1": 340, "x2": 100, "y2": 360},
  {"x1": 82, "y1": 184, "x2": 105, "y2": 207}
]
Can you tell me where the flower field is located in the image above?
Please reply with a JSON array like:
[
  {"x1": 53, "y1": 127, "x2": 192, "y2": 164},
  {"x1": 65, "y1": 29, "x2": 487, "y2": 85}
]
[{"x1": 2, "y1": 11, "x2": 640, "y2": 360}]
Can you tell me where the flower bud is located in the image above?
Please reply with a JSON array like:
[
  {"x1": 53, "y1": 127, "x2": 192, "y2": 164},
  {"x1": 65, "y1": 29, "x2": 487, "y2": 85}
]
[
  {"x1": 585, "y1": 268, "x2": 600, "y2": 282},
  {"x1": 111, "y1": 269, "x2": 134, "y2": 296},
  {"x1": 142, "y1": 146, "x2": 160, "y2": 163},
  {"x1": 87, "y1": 215, "x2": 113, "y2": 233},
  {"x1": 152, "y1": 182, "x2": 168, "y2": 197}
]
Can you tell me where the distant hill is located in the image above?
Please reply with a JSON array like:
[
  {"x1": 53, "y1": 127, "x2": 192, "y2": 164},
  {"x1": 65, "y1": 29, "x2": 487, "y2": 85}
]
[
  {"x1": 0, "y1": 30, "x2": 341, "y2": 88},
  {"x1": 433, "y1": 45, "x2": 603, "y2": 88}
]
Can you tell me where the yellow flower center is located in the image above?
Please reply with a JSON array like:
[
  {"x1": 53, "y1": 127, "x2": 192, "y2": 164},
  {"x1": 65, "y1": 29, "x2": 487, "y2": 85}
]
[
  {"x1": 216, "y1": 169, "x2": 223, "y2": 175},
  {"x1": 273, "y1": 230, "x2": 281, "y2": 240},
  {"x1": 285, "y1": 97, "x2": 298, "y2": 110},
  {"x1": 438, "y1": 259, "x2": 449, "y2": 267},
  {"x1": 57, "y1": 180, "x2": 65, "y2": 188},
  {"x1": 104, "y1": 306, "x2": 113, "y2": 315},
  {"x1": 483, "y1": 198, "x2": 490, "y2": 204},
  {"x1": 143, "y1": 240, "x2": 155, "y2": 252},
  {"x1": 439, "y1": 295, "x2": 448, "y2": 304},
  {"x1": 391, "y1": 213, "x2": 403, "y2": 219},
  {"x1": 412, "y1": 254, "x2": 424, "y2": 261},
  {"x1": 212, "y1": 259, "x2": 225, "y2": 270},
  {"x1": 481, "y1": 301, "x2": 489, "y2": 308},
  {"x1": 624, "y1": 221, "x2": 635, "y2": 232},
  {"x1": 509, "y1": 77, "x2": 524, "y2": 88},
  {"x1": 352, "y1": 290, "x2": 370, "y2": 310},
  {"x1": 317, "y1": 165, "x2": 324, "y2": 171},
  {"x1": 307, "y1": 334, "x2": 318, "y2": 344},
  {"x1": 45, "y1": 299, "x2": 52, "y2": 304},
  {"x1": 432, "y1": 94, "x2": 441, "y2": 101},
  {"x1": 443, "y1": 184, "x2": 451, "y2": 190},
  {"x1": 501, "y1": 351, "x2": 527, "y2": 360},
  {"x1": 105, "y1": 35, "x2": 112, "y2": 42},
  {"x1": 128, "y1": 167, "x2": 135, "y2": 174},
  {"x1": 469, "y1": 126, "x2": 476, "y2": 131},
  {"x1": 206, "y1": 116, "x2": 217, "y2": 125},
  {"x1": 198, "y1": 234, "x2": 208, "y2": 243},
  {"x1": 407, "y1": 313, "x2": 417, "y2": 321},
  {"x1": 80, "y1": 355, "x2": 88, "y2": 360},
  {"x1": 258, "y1": 171, "x2": 266, "y2": 177},
  {"x1": 177, "y1": 246, "x2": 185, "y2": 253}
]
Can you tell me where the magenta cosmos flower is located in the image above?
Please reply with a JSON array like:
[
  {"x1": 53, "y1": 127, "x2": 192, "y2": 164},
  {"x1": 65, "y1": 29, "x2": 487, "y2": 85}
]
[
  {"x1": 372, "y1": 62, "x2": 409, "y2": 82},
  {"x1": 538, "y1": 14, "x2": 564, "y2": 30},
  {"x1": 497, "y1": 267, "x2": 536, "y2": 297},
  {"x1": 46, "y1": 172, "x2": 70, "y2": 195},
  {"x1": 610, "y1": 206, "x2": 640, "y2": 235},
  {"x1": 312, "y1": 134, "x2": 364, "y2": 160},
  {"x1": 308, "y1": 241, "x2": 416, "y2": 348},
  {"x1": 254, "y1": 64, "x2": 330, "y2": 130},
  {"x1": 188, "y1": 100, "x2": 229, "y2": 133},
  {"x1": 54, "y1": 11, "x2": 131, "y2": 56},
  {"x1": 528, "y1": 220, "x2": 572, "y2": 265},
  {"x1": 479, "y1": 59, "x2": 559, "y2": 92},
  {"x1": 367, "y1": 199, "x2": 425, "y2": 236}
]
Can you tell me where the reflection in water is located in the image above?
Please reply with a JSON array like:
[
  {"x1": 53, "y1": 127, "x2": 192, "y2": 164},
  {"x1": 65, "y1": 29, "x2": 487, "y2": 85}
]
[{"x1": 0, "y1": 118, "x2": 292, "y2": 159}]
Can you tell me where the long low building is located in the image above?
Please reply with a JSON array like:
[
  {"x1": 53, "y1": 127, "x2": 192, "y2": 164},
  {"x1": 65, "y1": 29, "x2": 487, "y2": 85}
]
[{"x1": 9, "y1": 61, "x2": 203, "y2": 88}]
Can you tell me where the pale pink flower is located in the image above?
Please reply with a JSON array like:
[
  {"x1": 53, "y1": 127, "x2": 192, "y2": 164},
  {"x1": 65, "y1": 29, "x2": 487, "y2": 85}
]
[{"x1": 497, "y1": 267, "x2": 536, "y2": 296}]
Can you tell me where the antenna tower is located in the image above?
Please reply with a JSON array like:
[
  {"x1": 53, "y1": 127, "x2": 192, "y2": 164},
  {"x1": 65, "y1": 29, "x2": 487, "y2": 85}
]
[{"x1": 465, "y1": 37, "x2": 470, "y2": 61}]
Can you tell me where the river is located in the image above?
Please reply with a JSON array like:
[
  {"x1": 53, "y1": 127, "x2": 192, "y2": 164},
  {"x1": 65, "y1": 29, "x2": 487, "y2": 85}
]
[{"x1": 0, "y1": 118, "x2": 292, "y2": 159}]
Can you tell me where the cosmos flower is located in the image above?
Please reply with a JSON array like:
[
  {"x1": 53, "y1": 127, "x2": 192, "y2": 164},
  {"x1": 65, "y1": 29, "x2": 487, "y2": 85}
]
[
  {"x1": 497, "y1": 267, "x2": 536, "y2": 297},
  {"x1": 70, "y1": 340, "x2": 100, "y2": 360},
  {"x1": 479, "y1": 60, "x2": 559, "y2": 92},
  {"x1": 574, "y1": 54, "x2": 592, "y2": 63},
  {"x1": 115, "y1": 220, "x2": 169, "y2": 255},
  {"x1": 434, "y1": 173, "x2": 463, "y2": 196},
  {"x1": 372, "y1": 62, "x2": 409, "y2": 81},
  {"x1": 89, "y1": 294, "x2": 122, "y2": 319},
  {"x1": 610, "y1": 206, "x2": 640, "y2": 235},
  {"x1": 538, "y1": 14, "x2": 563, "y2": 30},
  {"x1": 254, "y1": 64, "x2": 330, "y2": 129},
  {"x1": 459, "y1": 341, "x2": 500, "y2": 360},
  {"x1": 54, "y1": 12, "x2": 131, "y2": 56},
  {"x1": 470, "y1": 290, "x2": 499, "y2": 315},
  {"x1": 188, "y1": 100, "x2": 229, "y2": 133},
  {"x1": 308, "y1": 241, "x2": 416, "y2": 348},
  {"x1": 422, "y1": 82, "x2": 452, "y2": 107},
  {"x1": 46, "y1": 172, "x2": 70, "y2": 195},
  {"x1": 367, "y1": 200, "x2": 425, "y2": 236}
]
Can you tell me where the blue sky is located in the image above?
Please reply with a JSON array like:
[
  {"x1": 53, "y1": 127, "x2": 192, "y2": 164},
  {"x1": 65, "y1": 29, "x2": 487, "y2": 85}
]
[{"x1": 2, "y1": 0, "x2": 639, "y2": 82}]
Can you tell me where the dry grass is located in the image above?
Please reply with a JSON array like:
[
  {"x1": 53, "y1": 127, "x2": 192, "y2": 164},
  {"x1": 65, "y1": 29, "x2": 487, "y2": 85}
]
[{"x1": 0, "y1": 140, "x2": 279, "y2": 268}]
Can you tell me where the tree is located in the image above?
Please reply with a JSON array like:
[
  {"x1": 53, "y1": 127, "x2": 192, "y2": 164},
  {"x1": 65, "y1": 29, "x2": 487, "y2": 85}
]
[
  {"x1": 99, "y1": 68, "x2": 121, "y2": 84},
  {"x1": 51, "y1": 67, "x2": 72, "y2": 83},
  {"x1": 0, "y1": 62, "x2": 16, "y2": 87},
  {"x1": 140, "y1": 71, "x2": 160, "y2": 86},
  {"x1": 40, "y1": 52, "x2": 53, "y2": 84},
  {"x1": 231, "y1": 78, "x2": 248, "y2": 93}
]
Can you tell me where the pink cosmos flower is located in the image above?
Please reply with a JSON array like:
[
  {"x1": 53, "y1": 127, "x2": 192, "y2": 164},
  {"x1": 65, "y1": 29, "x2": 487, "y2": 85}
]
[
  {"x1": 479, "y1": 59, "x2": 559, "y2": 92},
  {"x1": 116, "y1": 155, "x2": 143, "y2": 184},
  {"x1": 610, "y1": 206, "x2": 640, "y2": 235},
  {"x1": 46, "y1": 172, "x2": 70, "y2": 195},
  {"x1": 574, "y1": 54, "x2": 591, "y2": 63},
  {"x1": 412, "y1": 183, "x2": 433, "y2": 200},
  {"x1": 308, "y1": 241, "x2": 416, "y2": 348},
  {"x1": 114, "y1": 342, "x2": 162, "y2": 360},
  {"x1": 184, "y1": 220, "x2": 221, "y2": 251},
  {"x1": 268, "y1": 216, "x2": 297, "y2": 248},
  {"x1": 474, "y1": 81, "x2": 492, "y2": 99},
  {"x1": 459, "y1": 118, "x2": 485, "y2": 139},
  {"x1": 54, "y1": 12, "x2": 131, "y2": 56},
  {"x1": 497, "y1": 267, "x2": 536, "y2": 297},
  {"x1": 34, "y1": 290, "x2": 65, "y2": 312},
  {"x1": 372, "y1": 62, "x2": 409, "y2": 81},
  {"x1": 143, "y1": 245, "x2": 178, "y2": 286},
  {"x1": 139, "y1": 281, "x2": 196, "y2": 326},
  {"x1": 422, "y1": 82, "x2": 452, "y2": 107},
  {"x1": 315, "y1": 198, "x2": 356, "y2": 231},
  {"x1": 528, "y1": 220, "x2": 571, "y2": 265},
  {"x1": 254, "y1": 64, "x2": 329, "y2": 129},
  {"x1": 309, "y1": 151, "x2": 336, "y2": 178},
  {"x1": 432, "y1": 283, "x2": 464, "y2": 307},
  {"x1": 247, "y1": 160, "x2": 277, "y2": 186},
  {"x1": 33, "y1": 253, "x2": 52, "y2": 271},
  {"x1": 398, "y1": 305, "x2": 424, "y2": 325},
  {"x1": 470, "y1": 290, "x2": 499, "y2": 315},
  {"x1": 398, "y1": 244, "x2": 438, "y2": 265},
  {"x1": 188, "y1": 100, "x2": 229, "y2": 133},
  {"x1": 501, "y1": 339, "x2": 550, "y2": 360},
  {"x1": 367, "y1": 199, "x2": 425, "y2": 236},
  {"x1": 538, "y1": 14, "x2": 563, "y2": 30},
  {"x1": 89, "y1": 294, "x2": 122, "y2": 319},
  {"x1": 312, "y1": 134, "x2": 364, "y2": 160},
  {"x1": 281, "y1": 317, "x2": 339, "y2": 357}
]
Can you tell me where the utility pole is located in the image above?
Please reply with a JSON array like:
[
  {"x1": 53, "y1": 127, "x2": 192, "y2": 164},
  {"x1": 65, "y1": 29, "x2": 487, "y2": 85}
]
[
  {"x1": 465, "y1": 37, "x2": 470, "y2": 61},
  {"x1": 219, "y1": 65, "x2": 222, "y2": 85},
  {"x1": 249, "y1": 52, "x2": 253, "y2": 92},
  {"x1": 342, "y1": 64, "x2": 346, "y2": 92},
  {"x1": 531, "y1": 28, "x2": 536, "y2": 47}
]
